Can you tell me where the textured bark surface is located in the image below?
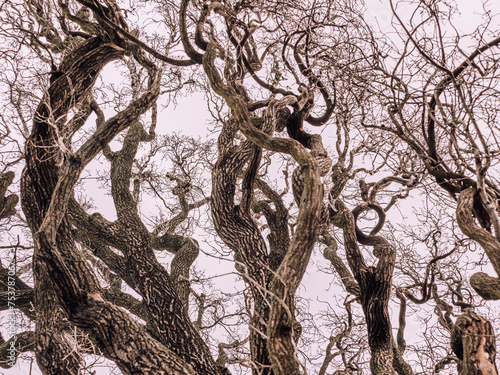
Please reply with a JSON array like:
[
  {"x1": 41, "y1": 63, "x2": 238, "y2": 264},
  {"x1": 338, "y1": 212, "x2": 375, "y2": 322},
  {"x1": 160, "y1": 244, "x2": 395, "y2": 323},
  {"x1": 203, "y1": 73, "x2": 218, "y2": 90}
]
[
  {"x1": 21, "y1": 36, "x2": 125, "y2": 374},
  {"x1": 470, "y1": 273, "x2": 500, "y2": 300},
  {"x1": 211, "y1": 122, "x2": 274, "y2": 374},
  {"x1": 5, "y1": 1, "x2": 500, "y2": 374},
  {"x1": 331, "y1": 200, "x2": 397, "y2": 375},
  {"x1": 0, "y1": 172, "x2": 19, "y2": 219},
  {"x1": 18, "y1": 30, "x2": 220, "y2": 374},
  {"x1": 451, "y1": 310, "x2": 499, "y2": 375},
  {"x1": 70, "y1": 193, "x2": 224, "y2": 374},
  {"x1": 457, "y1": 188, "x2": 500, "y2": 301},
  {"x1": 203, "y1": 40, "x2": 327, "y2": 375}
]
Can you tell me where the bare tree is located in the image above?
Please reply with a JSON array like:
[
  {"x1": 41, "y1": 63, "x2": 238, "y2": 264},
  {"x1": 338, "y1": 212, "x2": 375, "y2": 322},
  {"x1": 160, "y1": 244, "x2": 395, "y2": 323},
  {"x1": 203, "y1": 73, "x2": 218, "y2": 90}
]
[{"x1": 1, "y1": 0, "x2": 500, "y2": 374}]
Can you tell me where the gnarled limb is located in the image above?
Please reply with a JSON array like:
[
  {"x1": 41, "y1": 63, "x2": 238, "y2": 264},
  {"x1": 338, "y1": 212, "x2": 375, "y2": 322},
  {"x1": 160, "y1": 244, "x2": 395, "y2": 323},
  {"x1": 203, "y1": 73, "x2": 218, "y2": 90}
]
[
  {"x1": 320, "y1": 230, "x2": 360, "y2": 297},
  {"x1": 204, "y1": 39, "x2": 325, "y2": 375},
  {"x1": 21, "y1": 35, "x2": 126, "y2": 375},
  {"x1": 457, "y1": 188, "x2": 500, "y2": 300},
  {"x1": 451, "y1": 309, "x2": 498, "y2": 375},
  {"x1": 179, "y1": 0, "x2": 204, "y2": 64},
  {"x1": 291, "y1": 32, "x2": 335, "y2": 126},
  {"x1": 331, "y1": 199, "x2": 398, "y2": 375},
  {"x1": 253, "y1": 178, "x2": 290, "y2": 271},
  {"x1": 469, "y1": 273, "x2": 500, "y2": 300},
  {"x1": 73, "y1": 0, "x2": 196, "y2": 65},
  {"x1": 19, "y1": 22, "x2": 223, "y2": 373}
]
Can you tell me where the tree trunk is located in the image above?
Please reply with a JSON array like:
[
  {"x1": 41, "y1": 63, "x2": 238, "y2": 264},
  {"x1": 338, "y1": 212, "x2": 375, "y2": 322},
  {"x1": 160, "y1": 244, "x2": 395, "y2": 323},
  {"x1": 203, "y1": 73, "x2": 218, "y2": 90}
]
[{"x1": 451, "y1": 309, "x2": 498, "y2": 375}]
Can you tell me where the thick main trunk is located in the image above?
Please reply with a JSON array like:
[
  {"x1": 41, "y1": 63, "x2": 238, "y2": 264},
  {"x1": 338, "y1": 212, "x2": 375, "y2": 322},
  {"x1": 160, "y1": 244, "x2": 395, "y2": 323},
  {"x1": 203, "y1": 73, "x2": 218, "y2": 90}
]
[
  {"x1": 19, "y1": 34, "x2": 208, "y2": 374},
  {"x1": 21, "y1": 37, "x2": 125, "y2": 374},
  {"x1": 204, "y1": 41, "x2": 328, "y2": 374},
  {"x1": 211, "y1": 128, "x2": 274, "y2": 374},
  {"x1": 360, "y1": 264, "x2": 396, "y2": 375}
]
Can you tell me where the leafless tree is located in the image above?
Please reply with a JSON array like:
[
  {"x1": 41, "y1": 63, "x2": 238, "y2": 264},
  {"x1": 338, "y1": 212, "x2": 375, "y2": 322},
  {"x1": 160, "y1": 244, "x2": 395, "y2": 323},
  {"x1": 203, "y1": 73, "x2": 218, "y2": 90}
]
[{"x1": 1, "y1": 0, "x2": 500, "y2": 374}]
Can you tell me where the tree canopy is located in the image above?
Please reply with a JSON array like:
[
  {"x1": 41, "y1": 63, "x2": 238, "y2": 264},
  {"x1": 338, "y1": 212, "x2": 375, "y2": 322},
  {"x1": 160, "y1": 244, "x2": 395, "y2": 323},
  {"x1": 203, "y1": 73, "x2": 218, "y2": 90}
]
[{"x1": 1, "y1": 0, "x2": 500, "y2": 374}]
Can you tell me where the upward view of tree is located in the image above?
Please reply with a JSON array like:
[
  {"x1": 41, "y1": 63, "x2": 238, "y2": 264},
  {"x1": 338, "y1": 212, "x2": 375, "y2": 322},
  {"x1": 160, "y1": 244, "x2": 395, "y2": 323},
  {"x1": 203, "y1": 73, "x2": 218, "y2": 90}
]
[{"x1": 1, "y1": 0, "x2": 500, "y2": 374}]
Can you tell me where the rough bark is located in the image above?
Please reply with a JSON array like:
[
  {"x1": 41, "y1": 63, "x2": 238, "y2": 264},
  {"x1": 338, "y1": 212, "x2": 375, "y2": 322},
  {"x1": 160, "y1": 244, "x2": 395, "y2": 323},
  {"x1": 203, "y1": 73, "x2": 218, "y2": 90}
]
[
  {"x1": 0, "y1": 172, "x2": 19, "y2": 219},
  {"x1": 457, "y1": 188, "x2": 500, "y2": 300},
  {"x1": 331, "y1": 200, "x2": 397, "y2": 375},
  {"x1": 211, "y1": 120, "x2": 274, "y2": 374},
  {"x1": 203, "y1": 40, "x2": 326, "y2": 375},
  {"x1": 18, "y1": 30, "x2": 213, "y2": 374},
  {"x1": 0, "y1": 331, "x2": 36, "y2": 369},
  {"x1": 102, "y1": 120, "x2": 223, "y2": 374},
  {"x1": 204, "y1": 46, "x2": 297, "y2": 375},
  {"x1": 451, "y1": 309, "x2": 498, "y2": 375},
  {"x1": 253, "y1": 178, "x2": 290, "y2": 271},
  {"x1": 469, "y1": 273, "x2": 500, "y2": 300},
  {"x1": 20, "y1": 36, "x2": 125, "y2": 375},
  {"x1": 321, "y1": 230, "x2": 360, "y2": 297},
  {"x1": 66, "y1": 117, "x2": 225, "y2": 374}
]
